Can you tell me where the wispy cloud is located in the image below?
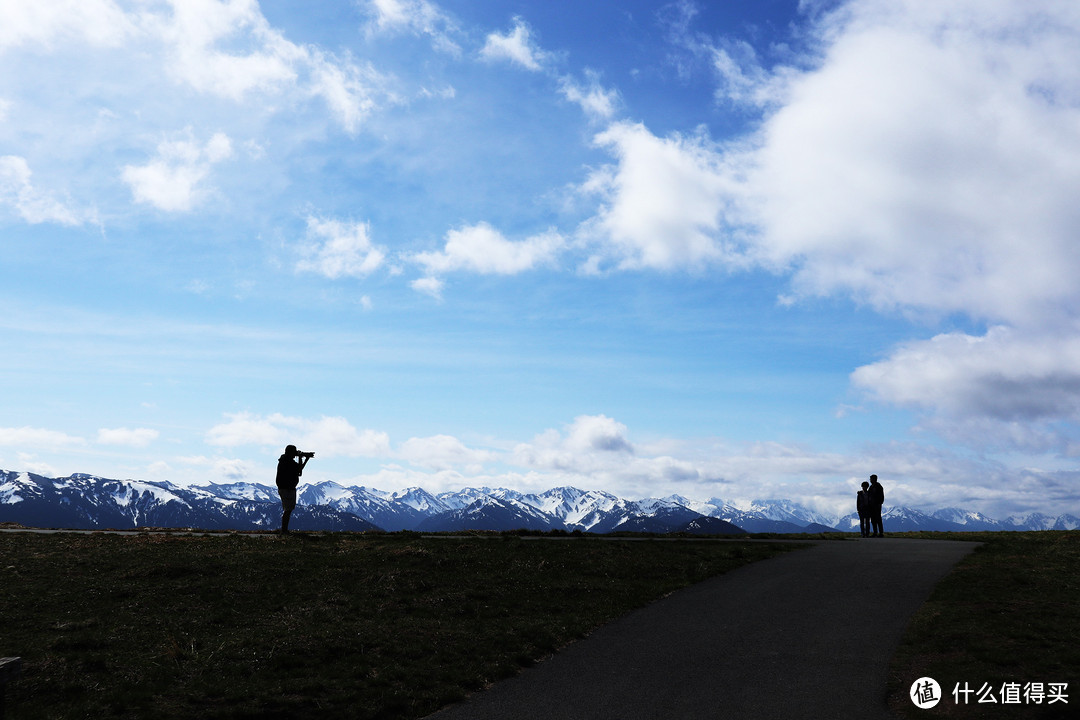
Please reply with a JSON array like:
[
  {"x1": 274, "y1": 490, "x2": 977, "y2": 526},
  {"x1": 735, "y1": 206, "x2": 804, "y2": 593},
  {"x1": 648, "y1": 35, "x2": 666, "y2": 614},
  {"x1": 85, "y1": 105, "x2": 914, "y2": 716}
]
[
  {"x1": 558, "y1": 71, "x2": 620, "y2": 121},
  {"x1": 363, "y1": 0, "x2": 462, "y2": 55},
  {"x1": 306, "y1": 50, "x2": 393, "y2": 134},
  {"x1": 5, "y1": 0, "x2": 391, "y2": 135},
  {"x1": 0, "y1": 155, "x2": 96, "y2": 225},
  {"x1": 0, "y1": 0, "x2": 135, "y2": 50},
  {"x1": 480, "y1": 17, "x2": 550, "y2": 71},
  {"x1": 97, "y1": 427, "x2": 160, "y2": 447},
  {"x1": 0, "y1": 426, "x2": 86, "y2": 449}
]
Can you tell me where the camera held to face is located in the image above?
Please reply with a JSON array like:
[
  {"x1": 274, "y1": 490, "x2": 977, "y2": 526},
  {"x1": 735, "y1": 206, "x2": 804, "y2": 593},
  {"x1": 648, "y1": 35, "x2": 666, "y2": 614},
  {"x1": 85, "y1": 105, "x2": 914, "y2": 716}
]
[{"x1": 297, "y1": 451, "x2": 315, "y2": 459}]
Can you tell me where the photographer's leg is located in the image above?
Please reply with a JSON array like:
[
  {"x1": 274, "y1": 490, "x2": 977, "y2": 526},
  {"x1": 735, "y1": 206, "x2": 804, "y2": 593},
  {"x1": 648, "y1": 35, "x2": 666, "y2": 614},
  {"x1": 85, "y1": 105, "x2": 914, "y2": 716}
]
[{"x1": 278, "y1": 486, "x2": 296, "y2": 534}]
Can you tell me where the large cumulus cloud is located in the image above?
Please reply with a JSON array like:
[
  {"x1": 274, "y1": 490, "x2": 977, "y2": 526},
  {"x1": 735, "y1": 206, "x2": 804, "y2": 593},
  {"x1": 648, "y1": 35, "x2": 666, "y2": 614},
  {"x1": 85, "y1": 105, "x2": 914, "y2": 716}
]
[{"x1": 577, "y1": 0, "x2": 1080, "y2": 449}]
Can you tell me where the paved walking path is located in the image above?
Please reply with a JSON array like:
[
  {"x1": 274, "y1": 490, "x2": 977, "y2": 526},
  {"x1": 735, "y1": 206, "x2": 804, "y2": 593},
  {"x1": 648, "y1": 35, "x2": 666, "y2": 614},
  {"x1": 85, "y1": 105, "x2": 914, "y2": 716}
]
[{"x1": 426, "y1": 538, "x2": 980, "y2": 720}]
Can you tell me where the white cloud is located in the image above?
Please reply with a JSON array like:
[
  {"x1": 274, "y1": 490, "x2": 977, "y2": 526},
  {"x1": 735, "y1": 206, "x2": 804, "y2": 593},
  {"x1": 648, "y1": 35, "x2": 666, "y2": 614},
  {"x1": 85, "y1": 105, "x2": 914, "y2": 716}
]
[
  {"x1": 410, "y1": 275, "x2": 444, "y2": 300},
  {"x1": 305, "y1": 416, "x2": 391, "y2": 457},
  {"x1": 578, "y1": 122, "x2": 743, "y2": 272},
  {"x1": 163, "y1": 0, "x2": 393, "y2": 130},
  {"x1": 367, "y1": 0, "x2": 411, "y2": 28},
  {"x1": 398, "y1": 435, "x2": 496, "y2": 471},
  {"x1": 0, "y1": 426, "x2": 86, "y2": 449},
  {"x1": 732, "y1": 0, "x2": 1080, "y2": 326},
  {"x1": 512, "y1": 414, "x2": 635, "y2": 473},
  {"x1": 174, "y1": 455, "x2": 251, "y2": 482},
  {"x1": 121, "y1": 131, "x2": 234, "y2": 212},
  {"x1": 96, "y1": 427, "x2": 160, "y2": 447},
  {"x1": 661, "y1": 1, "x2": 789, "y2": 109},
  {"x1": 154, "y1": 0, "x2": 303, "y2": 100},
  {"x1": 480, "y1": 17, "x2": 549, "y2": 71},
  {"x1": 296, "y1": 216, "x2": 386, "y2": 279},
  {"x1": 205, "y1": 412, "x2": 391, "y2": 458},
  {"x1": 920, "y1": 417, "x2": 1077, "y2": 457},
  {"x1": 853, "y1": 327, "x2": 1080, "y2": 420},
  {"x1": 728, "y1": 0, "x2": 1080, "y2": 446},
  {"x1": 0, "y1": 0, "x2": 135, "y2": 49},
  {"x1": 565, "y1": 414, "x2": 634, "y2": 454},
  {"x1": 419, "y1": 85, "x2": 456, "y2": 100},
  {"x1": 500, "y1": 417, "x2": 883, "y2": 508},
  {"x1": 619, "y1": 0, "x2": 1080, "y2": 445},
  {"x1": 559, "y1": 72, "x2": 620, "y2": 120},
  {"x1": 5, "y1": 0, "x2": 388, "y2": 133},
  {"x1": 492, "y1": 415, "x2": 1077, "y2": 518},
  {"x1": 307, "y1": 50, "x2": 389, "y2": 134},
  {"x1": 205, "y1": 412, "x2": 287, "y2": 447},
  {"x1": 151, "y1": 0, "x2": 391, "y2": 131},
  {"x1": 410, "y1": 222, "x2": 564, "y2": 277},
  {"x1": 0, "y1": 156, "x2": 93, "y2": 226},
  {"x1": 9, "y1": 453, "x2": 62, "y2": 479},
  {"x1": 709, "y1": 42, "x2": 790, "y2": 109},
  {"x1": 145, "y1": 460, "x2": 172, "y2": 476},
  {"x1": 364, "y1": 0, "x2": 461, "y2": 54},
  {"x1": 213, "y1": 457, "x2": 251, "y2": 481}
]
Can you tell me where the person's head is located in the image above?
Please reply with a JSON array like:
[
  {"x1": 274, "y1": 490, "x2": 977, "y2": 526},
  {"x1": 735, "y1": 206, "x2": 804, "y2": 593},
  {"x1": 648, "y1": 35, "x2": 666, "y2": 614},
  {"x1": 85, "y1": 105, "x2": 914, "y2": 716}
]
[
  {"x1": 285, "y1": 444, "x2": 298, "y2": 457},
  {"x1": 861, "y1": 481, "x2": 869, "y2": 490},
  {"x1": 870, "y1": 474, "x2": 878, "y2": 484}
]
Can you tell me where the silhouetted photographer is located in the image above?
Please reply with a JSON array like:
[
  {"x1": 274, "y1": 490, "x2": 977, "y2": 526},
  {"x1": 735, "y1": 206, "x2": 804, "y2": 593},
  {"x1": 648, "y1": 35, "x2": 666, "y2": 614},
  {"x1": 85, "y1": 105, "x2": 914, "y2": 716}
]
[{"x1": 276, "y1": 444, "x2": 313, "y2": 534}]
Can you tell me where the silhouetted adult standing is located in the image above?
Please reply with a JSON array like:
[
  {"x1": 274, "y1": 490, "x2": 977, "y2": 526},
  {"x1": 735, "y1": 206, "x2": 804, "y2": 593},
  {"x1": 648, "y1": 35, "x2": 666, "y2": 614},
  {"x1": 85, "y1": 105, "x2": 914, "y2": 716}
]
[
  {"x1": 276, "y1": 444, "x2": 310, "y2": 534},
  {"x1": 867, "y1": 474, "x2": 885, "y2": 537},
  {"x1": 857, "y1": 481, "x2": 871, "y2": 537}
]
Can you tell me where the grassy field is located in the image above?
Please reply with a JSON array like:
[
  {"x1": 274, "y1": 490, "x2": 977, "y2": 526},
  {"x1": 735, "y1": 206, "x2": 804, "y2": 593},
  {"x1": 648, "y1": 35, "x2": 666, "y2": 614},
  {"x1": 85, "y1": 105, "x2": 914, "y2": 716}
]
[
  {"x1": 0, "y1": 531, "x2": 803, "y2": 719},
  {"x1": 888, "y1": 530, "x2": 1079, "y2": 719},
  {"x1": 4, "y1": 530, "x2": 1076, "y2": 719}
]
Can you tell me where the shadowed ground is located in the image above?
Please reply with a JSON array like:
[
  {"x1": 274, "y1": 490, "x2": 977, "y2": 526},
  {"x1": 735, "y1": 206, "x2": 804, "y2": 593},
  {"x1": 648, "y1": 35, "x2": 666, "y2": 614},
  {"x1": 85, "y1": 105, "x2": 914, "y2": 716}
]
[{"x1": 426, "y1": 538, "x2": 979, "y2": 720}]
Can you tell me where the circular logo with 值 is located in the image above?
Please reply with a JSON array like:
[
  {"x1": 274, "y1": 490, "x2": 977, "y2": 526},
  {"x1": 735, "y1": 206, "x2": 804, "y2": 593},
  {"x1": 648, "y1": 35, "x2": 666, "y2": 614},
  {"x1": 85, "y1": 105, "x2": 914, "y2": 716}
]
[{"x1": 910, "y1": 677, "x2": 942, "y2": 709}]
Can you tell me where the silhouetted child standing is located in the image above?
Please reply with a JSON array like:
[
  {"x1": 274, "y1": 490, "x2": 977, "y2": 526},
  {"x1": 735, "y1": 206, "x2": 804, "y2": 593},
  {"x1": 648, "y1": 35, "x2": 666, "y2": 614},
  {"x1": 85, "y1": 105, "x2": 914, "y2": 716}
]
[{"x1": 857, "y1": 481, "x2": 871, "y2": 537}]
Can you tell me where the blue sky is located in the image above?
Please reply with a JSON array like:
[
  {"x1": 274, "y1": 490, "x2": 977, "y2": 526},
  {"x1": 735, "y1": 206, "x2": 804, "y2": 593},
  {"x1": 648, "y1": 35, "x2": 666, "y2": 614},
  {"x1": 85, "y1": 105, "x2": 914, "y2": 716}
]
[{"x1": 3, "y1": 0, "x2": 1080, "y2": 519}]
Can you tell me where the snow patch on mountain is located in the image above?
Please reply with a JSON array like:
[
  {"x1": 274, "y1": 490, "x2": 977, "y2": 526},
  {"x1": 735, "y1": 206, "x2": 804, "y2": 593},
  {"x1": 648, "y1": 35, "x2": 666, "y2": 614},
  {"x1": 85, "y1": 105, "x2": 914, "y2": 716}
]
[
  {"x1": 525, "y1": 487, "x2": 623, "y2": 527},
  {"x1": 391, "y1": 487, "x2": 447, "y2": 513},
  {"x1": 931, "y1": 507, "x2": 1003, "y2": 530},
  {"x1": 190, "y1": 482, "x2": 278, "y2": 503},
  {"x1": 108, "y1": 480, "x2": 185, "y2": 508}
]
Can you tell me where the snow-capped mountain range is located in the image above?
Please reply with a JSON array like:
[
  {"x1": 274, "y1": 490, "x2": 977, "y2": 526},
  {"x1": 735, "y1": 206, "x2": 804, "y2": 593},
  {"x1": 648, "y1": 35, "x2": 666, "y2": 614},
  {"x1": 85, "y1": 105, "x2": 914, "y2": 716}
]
[{"x1": 2, "y1": 470, "x2": 1078, "y2": 533}]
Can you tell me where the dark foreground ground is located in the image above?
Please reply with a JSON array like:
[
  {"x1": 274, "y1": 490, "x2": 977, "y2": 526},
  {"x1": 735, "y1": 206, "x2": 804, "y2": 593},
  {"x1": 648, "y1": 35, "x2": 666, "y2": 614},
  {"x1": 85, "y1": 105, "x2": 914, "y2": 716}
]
[
  {"x1": 427, "y1": 537, "x2": 978, "y2": 720},
  {"x1": 0, "y1": 531, "x2": 798, "y2": 719},
  {"x1": 3, "y1": 530, "x2": 1076, "y2": 719}
]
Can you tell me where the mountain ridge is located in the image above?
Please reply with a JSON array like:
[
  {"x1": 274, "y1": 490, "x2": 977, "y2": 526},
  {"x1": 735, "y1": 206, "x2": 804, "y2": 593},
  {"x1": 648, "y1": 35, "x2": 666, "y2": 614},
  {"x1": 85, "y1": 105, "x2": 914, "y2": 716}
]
[{"x1": 2, "y1": 469, "x2": 1078, "y2": 533}]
